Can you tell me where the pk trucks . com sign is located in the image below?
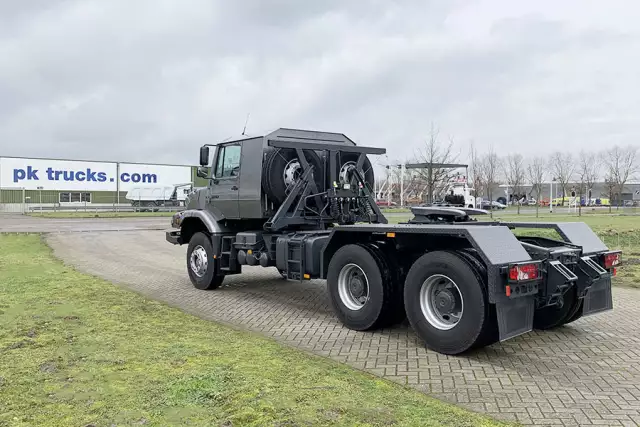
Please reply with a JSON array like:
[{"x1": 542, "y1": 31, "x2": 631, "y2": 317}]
[{"x1": 0, "y1": 157, "x2": 192, "y2": 192}]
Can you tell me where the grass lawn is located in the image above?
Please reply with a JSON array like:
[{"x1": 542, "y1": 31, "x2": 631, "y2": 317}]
[
  {"x1": 27, "y1": 211, "x2": 177, "y2": 218},
  {"x1": 378, "y1": 207, "x2": 411, "y2": 213},
  {"x1": 0, "y1": 235, "x2": 508, "y2": 427}
]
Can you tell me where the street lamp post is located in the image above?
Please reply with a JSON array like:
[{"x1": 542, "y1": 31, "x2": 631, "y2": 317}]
[
  {"x1": 400, "y1": 164, "x2": 405, "y2": 208},
  {"x1": 37, "y1": 186, "x2": 44, "y2": 215}
]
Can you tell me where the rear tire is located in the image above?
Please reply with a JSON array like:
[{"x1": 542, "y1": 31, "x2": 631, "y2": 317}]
[
  {"x1": 187, "y1": 232, "x2": 224, "y2": 290},
  {"x1": 533, "y1": 288, "x2": 578, "y2": 330},
  {"x1": 563, "y1": 300, "x2": 584, "y2": 325},
  {"x1": 404, "y1": 251, "x2": 489, "y2": 355},
  {"x1": 456, "y1": 249, "x2": 498, "y2": 349},
  {"x1": 327, "y1": 244, "x2": 403, "y2": 331}
]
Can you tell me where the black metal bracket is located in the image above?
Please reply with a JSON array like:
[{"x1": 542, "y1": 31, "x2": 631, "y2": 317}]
[
  {"x1": 263, "y1": 139, "x2": 387, "y2": 231},
  {"x1": 348, "y1": 166, "x2": 387, "y2": 224},
  {"x1": 264, "y1": 166, "x2": 317, "y2": 232}
]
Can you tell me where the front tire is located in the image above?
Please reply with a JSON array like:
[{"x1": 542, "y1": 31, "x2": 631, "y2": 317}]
[
  {"x1": 187, "y1": 232, "x2": 224, "y2": 290},
  {"x1": 404, "y1": 251, "x2": 489, "y2": 355},
  {"x1": 327, "y1": 244, "x2": 402, "y2": 331}
]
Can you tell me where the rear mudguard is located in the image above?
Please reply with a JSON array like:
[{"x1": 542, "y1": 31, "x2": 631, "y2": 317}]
[{"x1": 496, "y1": 221, "x2": 614, "y2": 340}]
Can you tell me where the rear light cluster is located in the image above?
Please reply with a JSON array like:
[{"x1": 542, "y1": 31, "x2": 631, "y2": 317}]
[
  {"x1": 603, "y1": 252, "x2": 621, "y2": 269},
  {"x1": 509, "y1": 263, "x2": 539, "y2": 281}
]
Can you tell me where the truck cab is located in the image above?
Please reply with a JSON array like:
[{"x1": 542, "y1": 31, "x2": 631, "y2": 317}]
[{"x1": 192, "y1": 136, "x2": 264, "y2": 221}]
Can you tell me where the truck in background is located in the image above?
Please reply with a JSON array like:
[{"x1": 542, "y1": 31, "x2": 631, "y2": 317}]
[{"x1": 126, "y1": 182, "x2": 193, "y2": 211}]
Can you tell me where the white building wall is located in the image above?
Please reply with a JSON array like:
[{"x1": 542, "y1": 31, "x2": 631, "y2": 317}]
[{"x1": 0, "y1": 157, "x2": 192, "y2": 192}]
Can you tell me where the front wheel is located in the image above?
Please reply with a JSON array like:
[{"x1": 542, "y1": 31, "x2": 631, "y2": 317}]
[
  {"x1": 404, "y1": 251, "x2": 490, "y2": 355},
  {"x1": 186, "y1": 232, "x2": 224, "y2": 290}
]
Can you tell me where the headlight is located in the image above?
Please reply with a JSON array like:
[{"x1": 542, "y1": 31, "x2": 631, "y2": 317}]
[{"x1": 171, "y1": 212, "x2": 183, "y2": 228}]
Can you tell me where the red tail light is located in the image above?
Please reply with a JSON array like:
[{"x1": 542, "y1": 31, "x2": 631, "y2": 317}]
[
  {"x1": 509, "y1": 263, "x2": 539, "y2": 281},
  {"x1": 603, "y1": 252, "x2": 621, "y2": 269}
]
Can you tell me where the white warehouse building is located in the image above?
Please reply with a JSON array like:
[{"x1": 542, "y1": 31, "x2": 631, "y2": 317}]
[{"x1": 0, "y1": 156, "x2": 207, "y2": 212}]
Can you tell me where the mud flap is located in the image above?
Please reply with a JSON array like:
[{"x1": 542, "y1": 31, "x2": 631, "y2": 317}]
[
  {"x1": 583, "y1": 275, "x2": 613, "y2": 316},
  {"x1": 495, "y1": 296, "x2": 535, "y2": 341}
]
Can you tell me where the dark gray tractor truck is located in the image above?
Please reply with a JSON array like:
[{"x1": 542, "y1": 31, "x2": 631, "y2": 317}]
[{"x1": 166, "y1": 128, "x2": 620, "y2": 355}]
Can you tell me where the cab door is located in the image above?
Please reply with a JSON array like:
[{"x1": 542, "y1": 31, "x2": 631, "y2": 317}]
[{"x1": 208, "y1": 142, "x2": 241, "y2": 219}]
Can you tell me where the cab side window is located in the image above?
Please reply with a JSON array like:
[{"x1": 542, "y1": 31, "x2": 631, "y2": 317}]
[{"x1": 214, "y1": 144, "x2": 241, "y2": 178}]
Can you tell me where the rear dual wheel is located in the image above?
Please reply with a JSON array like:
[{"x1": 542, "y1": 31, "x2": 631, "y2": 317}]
[
  {"x1": 327, "y1": 244, "x2": 404, "y2": 331},
  {"x1": 328, "y1": 247, "x2": 495, "y2": 355},
  {"x1": 533, "y1": 287, "x2": 582, "y2": 330},
  {"x1": 403, "y1": 251, "x2": 495, "y2": 355},
  {"x1": 564, "y1": 301, "x2": 584, "y2": 324}
]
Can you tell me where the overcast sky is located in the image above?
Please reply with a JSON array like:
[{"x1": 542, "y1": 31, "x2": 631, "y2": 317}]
[{"x1": 1, "y1": 0, "x2": 639, "y2": 168}]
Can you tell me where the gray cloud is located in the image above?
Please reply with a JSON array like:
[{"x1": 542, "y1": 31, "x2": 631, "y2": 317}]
[{"x1": 0, "y1": 0, "x2": 638, "y2": 168}]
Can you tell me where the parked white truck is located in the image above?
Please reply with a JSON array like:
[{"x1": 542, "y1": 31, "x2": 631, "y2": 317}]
[
  {"x1": 126, "y1": 183, "x2": 193, "y2": 211},
  {"x1": 441, "y1": 177, "x2": 476, "y2": 208}
]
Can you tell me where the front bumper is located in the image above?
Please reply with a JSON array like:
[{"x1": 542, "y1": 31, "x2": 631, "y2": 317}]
[
  {"x1": 166, "y1": 230, "x2": 182, "y2": 245},
  {"x1": 166, "y1": 211, "x2": 184, "y2": 245}
]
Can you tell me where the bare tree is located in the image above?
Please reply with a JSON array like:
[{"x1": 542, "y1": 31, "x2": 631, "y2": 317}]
[
  {"x1": 604, "y1": 172, "x2": 616, "y2": 213},
  {"x1": 480, "y1": 145, "x2": 499, "y2": 217},
  {"x1": 577, "y1": 151, "x2": 600, "y2": 216},
  {"x1": 550, "y1": 152, "x2": 575, "y2": 206},
  {"x1": 504, "y1": 153, "x2": 526, "y2": 214},
  {"x1": 604, "y1": 145, "x2": 638, "y2": 209},
  {"x1": 412, "y1": 123, "x2": 459, "y2": 204},
  {"x1": 469, "y1": 141, "x2": 484, "y2": 207},
  {"x1": 527, "y1": 157, "x2": 546, "y2": 218}
]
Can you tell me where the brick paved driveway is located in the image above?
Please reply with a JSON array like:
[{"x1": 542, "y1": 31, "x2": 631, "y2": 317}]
[{"x1": 46, "y1": 230, "x2": 640, "y2": 426}]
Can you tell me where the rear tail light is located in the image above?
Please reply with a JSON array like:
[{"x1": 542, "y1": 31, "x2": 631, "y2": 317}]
[
  {"x1": 602, "y1": 251, "x2": 621, "y2": 269},
  {"x1": 508, "y1": 263, "x2": 540, "y2": 281}
]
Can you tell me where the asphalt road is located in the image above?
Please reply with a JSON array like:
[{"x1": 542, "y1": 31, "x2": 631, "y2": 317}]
[
  {"x1": 37, "y1": 224, "x2": 640, "y2": 427},
  {"x1": 0, "y1": 213, "x2": 169, "y2": 233}
]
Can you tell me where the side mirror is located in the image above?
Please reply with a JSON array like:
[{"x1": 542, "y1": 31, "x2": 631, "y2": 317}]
[
  {"x1": 196, "y1": 166, "x2": 209, "y2": 179},
  {"x1": 199, "y1": 146, "x2": 210, "y2": 166}
]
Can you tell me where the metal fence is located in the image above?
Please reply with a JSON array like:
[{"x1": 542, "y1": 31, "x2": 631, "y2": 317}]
[{"x1": 0, "y1": 187, "x2": 184, "y2": 214}]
